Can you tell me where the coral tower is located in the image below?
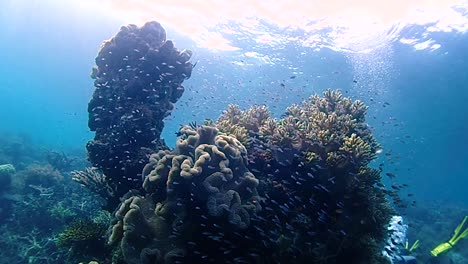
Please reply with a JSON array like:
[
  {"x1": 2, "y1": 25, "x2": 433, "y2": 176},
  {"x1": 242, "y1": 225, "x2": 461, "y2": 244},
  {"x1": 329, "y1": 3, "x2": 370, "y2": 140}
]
[{"x1": 85, "y1": 21, "x2": 193, "y2": 209}]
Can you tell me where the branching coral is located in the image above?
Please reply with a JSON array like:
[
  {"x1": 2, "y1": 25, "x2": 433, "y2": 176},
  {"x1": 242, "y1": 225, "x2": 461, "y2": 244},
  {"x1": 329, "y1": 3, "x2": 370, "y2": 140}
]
[
  {"x1": 218, "y1": 89, "x2": 379, "y2": 170},
  {"x1": 56, "y1": 219, "x2": 109, "y2": 263},
  {"x1": 327, "y1": 133, "x2": 377, "y2": 168},
  {"x1": 211, "y1": 89, "x2": 392, "y2": 263},
  {"x1": 48, "y1": 202, "x2": 77, "y2": 223},
  {"x1": 56, "y1": 219, "x2": 106, "y2": 248},
  {"x1": 72, "y1": 167, "x2": 117, "y2": 205},
  {"x1": 86, "y1": 21, "x2": 193, "y2": 209},
  {"x1": 217, "y1": 104, "x2": 272, "y2": 146}
]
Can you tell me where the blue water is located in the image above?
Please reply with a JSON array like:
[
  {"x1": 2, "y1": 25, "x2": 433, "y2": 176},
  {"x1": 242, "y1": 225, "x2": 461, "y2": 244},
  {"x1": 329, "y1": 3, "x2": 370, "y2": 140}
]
[
  {"x1": 2, "y1": 2, "x2": 467, "y2": 204},
  {"x1": 1, "y1": 1, "x2": 468, "y2": 262}
]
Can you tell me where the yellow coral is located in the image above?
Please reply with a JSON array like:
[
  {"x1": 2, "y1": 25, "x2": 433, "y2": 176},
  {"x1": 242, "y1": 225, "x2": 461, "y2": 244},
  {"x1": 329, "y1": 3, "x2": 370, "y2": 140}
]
[
  {"x1": 339, "y1": 133, "x2": 376, "y2": 166},
  {"x1": 216, "y1": 89, "x2": 379, "y2": 170}
]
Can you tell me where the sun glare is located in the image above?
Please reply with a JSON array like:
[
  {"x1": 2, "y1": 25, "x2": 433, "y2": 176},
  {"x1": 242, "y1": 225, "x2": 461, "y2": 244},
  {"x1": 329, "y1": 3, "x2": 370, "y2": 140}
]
[{"x1": 89, "y1": 0, "x2": 468, "y2": 51}]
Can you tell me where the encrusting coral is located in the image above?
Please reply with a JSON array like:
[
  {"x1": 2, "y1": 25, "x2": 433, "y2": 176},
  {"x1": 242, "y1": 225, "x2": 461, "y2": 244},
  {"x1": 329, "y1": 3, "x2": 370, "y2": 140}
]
[
  {"x1": 109, "y1": 125, "x2": 261, "y2": 263},
  {"x1": 85, "y1": 21, "x2": 193, "y2": 209}
]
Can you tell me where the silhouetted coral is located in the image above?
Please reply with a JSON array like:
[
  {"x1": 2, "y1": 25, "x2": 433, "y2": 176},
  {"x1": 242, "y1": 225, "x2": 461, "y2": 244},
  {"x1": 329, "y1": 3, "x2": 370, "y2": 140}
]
[{"x1": 86, "y1": 21, "x2": 193, "y2": 209}]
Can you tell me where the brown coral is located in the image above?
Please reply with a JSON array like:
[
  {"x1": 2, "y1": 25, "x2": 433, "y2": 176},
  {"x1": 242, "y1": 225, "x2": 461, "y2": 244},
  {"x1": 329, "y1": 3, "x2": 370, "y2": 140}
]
[
  {"x1": 109, "y1": 125, "x2": 260, "y2": 263},
  {"x1": 218, "y1": 89, "x2": 379, "y2": 170},
  {"x1": 86, "y1": 21, "x2": 193, "y2": 209},
  {"x1": 217, "y1": 104, "x2": 272, "y2": 146},
  {"x1": 209, "y1": 90, "x2": 392, "y2": 263}
]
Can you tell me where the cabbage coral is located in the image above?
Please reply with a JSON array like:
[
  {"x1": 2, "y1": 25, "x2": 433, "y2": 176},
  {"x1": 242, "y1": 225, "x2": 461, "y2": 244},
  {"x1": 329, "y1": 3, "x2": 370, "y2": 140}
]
[{"x1": 109, "y1": 125, "x2": 260, "y2": 263}]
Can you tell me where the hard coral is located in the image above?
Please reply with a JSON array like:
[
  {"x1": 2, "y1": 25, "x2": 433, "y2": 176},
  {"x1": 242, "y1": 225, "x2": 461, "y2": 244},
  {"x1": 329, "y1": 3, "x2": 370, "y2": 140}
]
[
  {"x1": 213, "y1": 90, "x2": 392, "y2": 263},
  {"x1": 72, "y1": 167, "x2": 117, "y2": 204},
  {"x1": 86, "y1": 21, "x2": 193, "y2": 209},
  {"x1": 218, "y1": 89, "x2": 379, "y2": 170},
  {"x1": 57, "y1": 219, "x2": 109, "y2": 263},
  {"x1": 18, "y1": 164, "x2": 63, "y2": 189},
  {"x1": 57, "y1": 219, "x2": 105, "y2": 247},
  {"x1": 217, "y1": 104, "x2": 271, "y2": 146}
]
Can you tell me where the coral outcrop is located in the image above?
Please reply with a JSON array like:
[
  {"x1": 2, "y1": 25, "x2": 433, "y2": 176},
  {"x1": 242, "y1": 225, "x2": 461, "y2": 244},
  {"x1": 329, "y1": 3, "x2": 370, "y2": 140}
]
[
  {"x1": 85, "y1": 21, "x2": 193, "y2": 208},
  {"x1": 217, "y1": 89, "x2": 379, "y2": 168},
  {"x1": 80, "y1": 19, "x2": 394, "y2": 263},
  {"x1": 17, "y1": 164, "x2": 63, "y2": 189},
  {"x1": 0, "y1": 164, "x2": 15, "y2": 191},
  {"x1": 214, "y1": 90, "x2": 392, "y2": 263},
  {"x1": 109, "y1": 125, "x2": 260, "y2": 263}
]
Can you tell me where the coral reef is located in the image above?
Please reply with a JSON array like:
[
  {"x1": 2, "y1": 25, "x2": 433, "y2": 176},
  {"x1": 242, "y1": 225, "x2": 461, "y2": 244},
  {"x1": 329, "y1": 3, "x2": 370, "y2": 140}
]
[
  {"x1": 16, "y1": 164, "x2": 64, "y2": 190},
  {"x1": 72, "y1": 167, "x2": 117, "y2": 204},
  {"x1": 213, "y1": 89, "x2": 392, "y2": 263},
  {"x1": 75, "y1": 20, "x2": 394, "y2": 263},
  {"x1": 217, "y1": 90, "x2": 379, "y2": 167},
  {"x1": 48, "y1": 202, "x2": 77, "y2": 223},
  {"x1": 0, "y1": 171, "x2": 107, "y2": 264},
  {"x1": 56, "y1": 218, "x2": 109, "y2": 263},
  {"x1": 46, "y1": 151, "x2": 75, "y2": 172},
  {"x1": 86, "y1": 21, "x2": 193, "y2": 209},
  {"x1": 56, "y1": 219, "x2": 106, "y2": 247},
  {"x1": 109, "y1": 125, "x2": 261, "y2": 263},
  {"x1": 216, "y1": 104, "x2": 271, "y2": 145},
  {"x1": 0, "y1": 163, "x2": 15, "y2": 192},
  {"x1": 406, "y1": 203, "x2": 468, "y2": 264}
]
